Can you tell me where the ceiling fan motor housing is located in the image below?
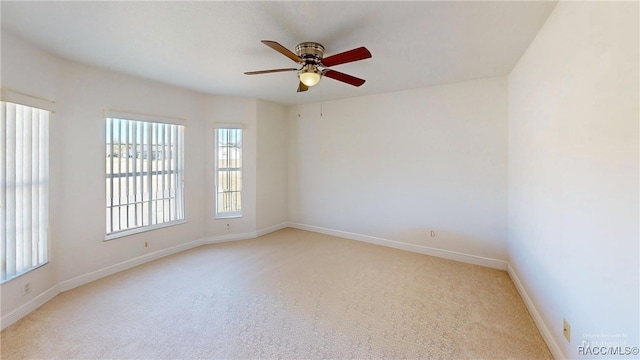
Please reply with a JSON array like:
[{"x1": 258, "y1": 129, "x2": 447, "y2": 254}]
[{"x1": 296, "y1": 42, "x2": 325, "y2": 65}]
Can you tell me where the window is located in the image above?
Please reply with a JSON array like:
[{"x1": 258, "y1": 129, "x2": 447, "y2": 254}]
[
  {"x1": 215, "y1": 127, "x2": 242, "y2": 218},
  {"x1": 1, "y1": 101, "x2": 50, "y2": 283},
  {"x1": 106, "y1": 117, "x2": 185, "y2": 238}
]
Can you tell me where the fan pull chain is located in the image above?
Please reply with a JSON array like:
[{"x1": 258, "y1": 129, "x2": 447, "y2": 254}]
[
  {"x1": 297, "y1": 87, "x2": 302, "y2": 118},
  {"x1": 320, "y1": 82, "x2": 324, "y2": 117}
]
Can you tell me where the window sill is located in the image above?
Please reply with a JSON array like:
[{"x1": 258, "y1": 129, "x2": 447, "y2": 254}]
[
  {"x1": 215, "y1": 214, "x2": 243, "y2": 220},
  {"x1": 105, "y1": 220, "x2": 187, "y2": 241},
  {"x1": 1, "y1": 262, "x2": 49, "y2": 284}
]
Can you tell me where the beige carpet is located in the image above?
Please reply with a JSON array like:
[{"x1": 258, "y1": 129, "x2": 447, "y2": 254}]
[{"x1": 1, "y1": 228, "x2": 551, "y2": 359}]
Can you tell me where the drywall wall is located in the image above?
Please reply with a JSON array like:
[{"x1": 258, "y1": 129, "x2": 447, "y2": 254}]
[
  {"x1": 52, "y1": 56, "x2": 209, "y2": 283},
  {"x1": 288, "y1": 77, "x2": 508, "y2": 261},
  {"x1": 0, "y1": 31, "x2": 274, "y2": 324},
  {"x1": 1, "y1": 31, "x2": 63, "y2": 323},
  {"x1": 0, "y1": 30, "x2": 209, "y2": 318},
  {"x1": 508, "y1": 1, "x2": 639, "y2": 358},
  {"x1": 256, "y1": 100, "x2": 288, "y2": 231},
  {"x1": 204, "y1": 96, "x2": 258, "y2": 237}
]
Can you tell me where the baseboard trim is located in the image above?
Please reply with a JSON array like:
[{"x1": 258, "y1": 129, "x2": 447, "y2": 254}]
[
  {"x1": 286, "y1": 222, "x2": 508, "y2": 270},
  {"x1": 59, "y1": 238, "x2": 206, "y2": 292},
  {"x1": 1, "y1": 284, "x2": 60, "y2": 330},
  {"x1": 507, "y1": 264, "x2": 563, "y2": 359},
  {"x1": 1, "y1": 223, "x2": 289, "y2": 330},
  {"x1": 256, "y1": 223, "x2": 289, "y2": 237},
  {"x1": 2, "y1": 223, "x2": 560, "y2": 359},
  {"x1": 202, "y1": 223, "x2": 289, "y2": 244},
  {"x1": 1, "y1": 223, "x2": 560, "y2": 359}
]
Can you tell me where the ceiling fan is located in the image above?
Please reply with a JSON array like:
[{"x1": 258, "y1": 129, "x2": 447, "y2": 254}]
[{"x1": 244, "y1": 40, "x2": 372, "y2": 92}]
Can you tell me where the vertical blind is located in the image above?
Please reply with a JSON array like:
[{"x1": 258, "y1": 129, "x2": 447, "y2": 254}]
[
  {"x1": 106, "y1": 118, "x2": 185, "y2": 236},
  {"x1": 1, "y1": 101, "x2": 50, "y2": 283}
]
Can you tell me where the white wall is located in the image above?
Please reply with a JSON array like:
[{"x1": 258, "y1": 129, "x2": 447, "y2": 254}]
[
  {"x1": 53, "y1": 59, "x2": 209, "y2": 283},
  {"x1": 4, "y1": 4, "x2": 638, "y2": 356},
  {"x1": 1, "y1": 31, "x2": 63, "y2": 322},
  {"x1": 288, "y1": 77, "x2": 508, "y2": 261},
  {"x1": 256, "y1": 100, "x2": 288, "y2": 231},
  {"x1": 204, "y1": 96, "x2": 258, "y2": 236},
  {"x1": 1, "y1": 31, "x2": 276, "y2": 324},
  {"x1": 508, "y1": 1, "x2": 639, "y2": 358},
  {"x1": 203, "y1": 97, "x2": 288, "y2": 237},
  {"x1": 0, "y1": 30, "x2": 209, "y2": 318}
]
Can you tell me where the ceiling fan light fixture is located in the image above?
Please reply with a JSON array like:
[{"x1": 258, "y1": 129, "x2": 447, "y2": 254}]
[{"x1": 298, "y1": 65, "x2": 321, "y2": 87}]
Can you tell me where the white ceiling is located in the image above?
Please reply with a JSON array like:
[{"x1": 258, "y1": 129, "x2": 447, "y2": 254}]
[{"x1": 1, "y1": 1, "x2": 557, "y2": 105}]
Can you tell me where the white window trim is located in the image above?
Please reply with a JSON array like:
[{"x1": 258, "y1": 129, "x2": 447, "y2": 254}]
[
  {"x1": 213, "y1": 122, "x2": 244, "y2": 130},
  {"x1": 105, "y1": 116, "x2": 186, "y2": 239},
  {"x1": 215, "y1": 212, "x2": 243, "y2": 220},
  {"x1": 104, "y1": 109, "x2": 187, "y2": 126},
  {"x1": 1, "y1": 88, "x2": 56, "y2": 113},
  {"x1": 214, "y1": 124, "x2": 243, "y2": 219},
  {"x1": 105, "y1": 219, "x2": 187, "y2": 241}
]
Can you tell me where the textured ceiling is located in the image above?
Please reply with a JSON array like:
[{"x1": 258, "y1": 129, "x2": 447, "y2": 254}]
[{"x1": 1, "y1": 1, "x2": 557, "y2": 105}]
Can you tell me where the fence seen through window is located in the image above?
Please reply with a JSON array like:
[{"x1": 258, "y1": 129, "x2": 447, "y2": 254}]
[{"x1": 215, "y1": 127, "x2": 242, "y2": 218}]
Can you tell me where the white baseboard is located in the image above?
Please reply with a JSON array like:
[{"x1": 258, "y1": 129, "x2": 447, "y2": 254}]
[
  {"x1": 286, "y1": 222, "x2": 508, "y2": 270},
  {"x1": 1, "y1": 223, "x2": 289, "y2": 331},
  {"x1": 203, "y1": 232, "x2": 258, "y2": 244},
  {"x1": 507, "y1": 264, "x2": 564, "y2": 359},
  {"x1": 202, "y1": 223, "x2": 289, "y2": 244},
  {"x1": 59, "y1": 237, "x2": 206, "y2": 292},
  {"x1": 1, "y1": 284, "x2": 60, "y2": 330},
  {"x1": 285, "y1": 223, "x2": 564, "y2": 356},
  {"x1": 2, "y1": 222, "x2": 560, "y2": 359},
  {"x1": 256, "y1": 223, "x2": 289, "y2": 237}
]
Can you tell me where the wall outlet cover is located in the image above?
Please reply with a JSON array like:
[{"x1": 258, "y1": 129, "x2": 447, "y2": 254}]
[{"x1": 563, "y1": 318, "x2": 571, "y2": 342}]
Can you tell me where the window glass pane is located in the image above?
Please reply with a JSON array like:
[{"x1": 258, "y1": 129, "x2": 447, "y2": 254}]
[
  {"x1": 106, "y1": 118, "x2": 184, "y2": 236},
  {"x1": 215, "y1": 128, "x2": 242, "y2": 217}
]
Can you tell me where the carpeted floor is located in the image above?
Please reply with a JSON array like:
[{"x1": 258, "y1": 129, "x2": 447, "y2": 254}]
[{"x1": 1, "y1": 228, "x2": 552, "y2": 359}]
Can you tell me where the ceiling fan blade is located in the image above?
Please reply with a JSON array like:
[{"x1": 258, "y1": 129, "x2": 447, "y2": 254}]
[
  {"x1": 321, "y1": 47, "x2": 372, "y2": 67},
  {"x1": 244, "y1": 68, "x2": 298, "y2": 75},
  {"x1": 323, "y1": 70, "x2": 366, "y2": 87},
  {"x1": 262, "y1": 40, "x2": 302, "y2": 63},
  {"x1": 297, "y1": 82, "x2": 309, "y2": 93}
]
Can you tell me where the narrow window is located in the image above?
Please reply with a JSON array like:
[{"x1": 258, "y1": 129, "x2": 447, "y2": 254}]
[
  {"x1": 106, "y1": 118, "x2": 185, "y2": 238},
  {"x1": 215, "y1": 127, "x2": 242, "y2": 218},
  {"x1": 1, "y1": 101, "x2": 50, "y2": 283}
]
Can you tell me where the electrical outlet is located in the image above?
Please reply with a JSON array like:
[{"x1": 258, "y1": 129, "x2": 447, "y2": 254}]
[
  {"x1": 22, "y1": 282, "x2": 31, "y2": 296},
  {"x1": 563, "y1": 318, "x2": 571, "y2": 342},
  {"x1": 144, "y1": 241, "x2": 149, "y2": 248},
  {"x1": 430, "y1": 231, "x2": 436, "y2": 237},
  {"x1": 226, "y1": 223, "x2": 230, "y2": 230}
]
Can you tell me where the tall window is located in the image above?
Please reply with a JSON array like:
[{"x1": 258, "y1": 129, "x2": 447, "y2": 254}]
[
  {"x1": 215, "y1": 127, "x2": 242, "y2": 218},
  {"x1": 1, "y1": 101, "x2": 49, "y2": 283},
  {"x1": 106, "y1": 117, "x2": 185, "y2": 238}
]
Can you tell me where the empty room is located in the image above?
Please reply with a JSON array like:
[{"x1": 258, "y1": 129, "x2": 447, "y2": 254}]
[{"x1": 1, "y1": 1, "x2": 638, "y2": 359}]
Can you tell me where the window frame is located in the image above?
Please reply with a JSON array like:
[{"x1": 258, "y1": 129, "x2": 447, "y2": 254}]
[
  {"x1": 214, "y1": 124, "x2": 243, "y2": 219},
  {"x1": 105, "y1": 113, "x2": 186, "y2": 240}
]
